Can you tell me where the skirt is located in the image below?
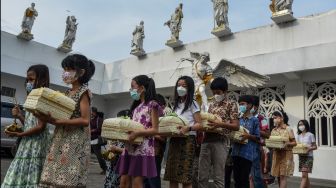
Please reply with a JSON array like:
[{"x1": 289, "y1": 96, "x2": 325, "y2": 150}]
[
  {"x1": 299, "y1": 155, "x2": 314, "y2": 173},
  {"x1": 163, "y1": 135, "x2": 196, "y2": 184}
]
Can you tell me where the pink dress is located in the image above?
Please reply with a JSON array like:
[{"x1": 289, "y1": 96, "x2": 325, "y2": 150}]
[{"x1": 115, "y1": 100, "x2": 162, "y2": 177}]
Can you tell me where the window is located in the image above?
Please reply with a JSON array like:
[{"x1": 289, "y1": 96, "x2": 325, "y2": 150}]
[
  {"x1": 1, "y1": 86, "x2": 16, "y2": 97},
  {"x1": 306, "y1": 81, "x2": 336, "y2": 147}
]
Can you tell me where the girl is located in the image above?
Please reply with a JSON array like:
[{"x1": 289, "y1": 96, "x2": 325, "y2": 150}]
[
  {"x1": 115, "y1": 75, "x2": 162, "y2": 188},
  {"x1": 37, "y1": 54, "x2": 95, "y2": 187},
  {"x1": 296, "y1": 120, "x2": 317, "y2": 188},
  {"x1": 270, "y1": 110, "x2": 297, "y2": 188},
  {"x1": 2, "y1": 64, "x2": 50, "y2": 188},
  {"x1": 163, "y1": 76, "x2": 202, "y2": 188}
]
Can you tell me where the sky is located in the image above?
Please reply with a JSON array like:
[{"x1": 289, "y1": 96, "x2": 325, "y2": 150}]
[{"x1": 2, "y1": 0, "x2": 336, "y2": 64}]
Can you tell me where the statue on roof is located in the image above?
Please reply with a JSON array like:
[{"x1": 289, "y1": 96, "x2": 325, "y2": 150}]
[
  {"x1": 57, "y1": 16, "x2": 78, "y2": 53},
  {"x1": 17, "y1": 2, "x2": 38, "y2": 40},
  {"x1": 130, "y1": 21, "x2": 145, "y2": 56}
]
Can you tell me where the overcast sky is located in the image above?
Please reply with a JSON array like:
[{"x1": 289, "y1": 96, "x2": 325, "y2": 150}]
[{"x1": 2, "y1": 0, "x2": 336, "y2": 63}]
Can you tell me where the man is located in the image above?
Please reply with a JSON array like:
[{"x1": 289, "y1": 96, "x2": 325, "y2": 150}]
[
  {"x1": 249, "y1": 96, "x2": 270, "y2": 188},
  {"x1": 198, "y1": 77, "x2": 239, "y2": 188},
  {"x1": 90, "y1": 107, "x2": 107, "y2": 174},
  {"x1": 231, "y1": 95, "x2": 260, "y2": 188}
]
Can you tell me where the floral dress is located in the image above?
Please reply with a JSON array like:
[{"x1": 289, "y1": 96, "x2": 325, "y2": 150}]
[
  {"x1": 271, "y1": 126, "x2": 295, "y2": 177},
  {"x1": 104, "y1": 141, "x2": 124, "y2": 188},
  {"x1": 115, "y1": 100, "x2": 162, "y2": 178},
  {"x1": 1, "y1": 112, "x2": 50, "y2": 188},
  {"x1": 39, "y1": 85, "x2": 91, "y2": 187}
]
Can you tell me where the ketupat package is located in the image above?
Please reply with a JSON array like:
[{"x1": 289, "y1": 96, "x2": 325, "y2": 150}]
[
  {"x1": 158, "y1": 113, "x2": 188, "y2": 137},
  {"x1": 23, "y1": 88, "x2": 76, "y2": 120},
  {"x1": 229, "y1": 126, "x2": 250, "y2": 144}
]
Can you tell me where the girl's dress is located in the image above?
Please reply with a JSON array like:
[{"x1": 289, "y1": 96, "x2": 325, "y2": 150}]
[
  {"x1": 116, "y1": 100, "x2": 162, "y2": 178},
  {"x1": 1, "y1": 112, "x2": 50, "y2": 188},
  {"x1": 271, "y1": 126, "x2": 295, "y2": 177},
  {"x1": 39, "y1": 85, "x2": 91, "y2": 187},
  {"x1": 104, "y1": 141, "x2": 124, "y2": 188}
]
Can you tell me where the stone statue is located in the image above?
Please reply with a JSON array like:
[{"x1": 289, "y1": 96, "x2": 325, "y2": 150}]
[
  {"x1": 176, "y1": 52, "x2": 270, "y2": 112},
  {"x1": 131, "y1": 21, "x2": 145, "y2": 56},
  {"x1": 269, "y1": 0, "x2": 295, "y2": 24},
  {"x1": 211, "y1": 0, "x2": 231, "y2": 37},
  {"x1": 57, "y1": 16, "x2": 78, "y2": 53},
  {"x1": 212, "y1": 0, "x2": 229, "y2": 28},
  {"x1": 164, "y1": 3, "x2": 183, "y2": 41},
  {"x1": 17, "y1": 2, "x2": 38, "y2": 40},
  {"x1": 269, "y1": 0, "x2": 294, "y2": 13}
]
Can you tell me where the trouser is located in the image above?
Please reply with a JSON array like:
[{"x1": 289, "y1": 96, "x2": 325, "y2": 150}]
[
  {"x1": 144, "y1": 155, "x2": 163, "y2": 188},
  {"x1": 251, "y1": 150, "x2": 266, "y2": 188},
  {"x1": 233, "y1": 156, "x2": 252, "y2": 188},
  {"x1": 198, "y1": 140, "x2": 229, "y2": 188},
  {"x1": 225, "y1": 164, "x2": 233, "y2": 188},
  {"x1": 91, "y1": 144, "x2": 107, "y2": 171}
]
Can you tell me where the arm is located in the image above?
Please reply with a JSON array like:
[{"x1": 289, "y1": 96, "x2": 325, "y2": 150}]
[
  {"x1": 12, "y1": 106, "x2": 25, "y2": 125},
  {"x1": 208, "y1": 119, "x2": 239, "y2": 131},
  {"x1": 241, "y1": 119, "x2": 260, "y2": 143},
  {"x1": 6, "y1": 119, "x2": 46, "y2": 137},
  {"x1": 180, "y1": 111, "x2": 202, "y2": 134},
  {"x1": 260, "y1": 129, "x2": 270, "y2": 139},
  {"x1": 285, "y1": 128, "x2": 297, "y2": 147},
  {"x1": 309, "y1": 142, "x2": 317, "y2": 151}
]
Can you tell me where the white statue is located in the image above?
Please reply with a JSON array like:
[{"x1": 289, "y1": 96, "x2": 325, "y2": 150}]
[
  {"x1": 270, "y1": 0, "x2": 294, "y2": 13},
  {"x1": 131, "y1": 21, "x2": 145, "y2": 53},
  {"x1": 164, "y1": 3, "x2": 183, "y2": 41},
  {"x1": 177, "y1": 52, "x2": 270, "y2": 112},
  {"x1": 21, "y1": 2, "x2": 38, "y2": 34},
  {"x1": 62, "y1": 16, "x2": 78, "y2": 49},
  {"x1": 212, "y1": 0, "x2": 229, "y2": 28}
]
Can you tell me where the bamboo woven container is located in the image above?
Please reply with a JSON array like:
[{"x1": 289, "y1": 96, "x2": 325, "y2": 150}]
[
  {"x1": 101, "y1": 118, "x2": 144, "y2": 144},
  {"x1": 293, "y1": 143, "x2": 309, "y2": 154},
  {"x1": 23, "y1": 88, "x2": 76, "y2": 120},
  {"x1": 229, "y1": 126, "x2": 250, "y2": 144},
  {"x1": 158, "y1": 114, "x2": 188, "y2": 137},
  {"x1": 200, "y1": 112, "x2": 225, "y2": 134},
  {"x1": 265, "y1": 136, "x2": 289, "y2": 149}
]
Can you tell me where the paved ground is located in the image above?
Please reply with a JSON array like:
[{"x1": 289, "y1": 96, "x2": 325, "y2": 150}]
[{"x1": 1, "y1": 149, "x2": 336, "y2": 188}]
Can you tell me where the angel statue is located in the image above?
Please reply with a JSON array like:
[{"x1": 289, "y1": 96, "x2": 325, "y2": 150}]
[
  {"x1": 164, "y1": 3, "x2": 183, "y2": 41},
  {"x1": 131, "y1": 21, "x2": 145, "y2": 55},
  {"x1": 178, "y1": 52, "x2": 269, "y2": 112},
  {"x1": 211, "y1": 0, "x2": 229, "y2": 29},
  {"x1": 57, "y1": 16, "x2": 77, "y2": 53},
  {"x1": 269, "y1": 0, "x2": 294, "y2": 14}
]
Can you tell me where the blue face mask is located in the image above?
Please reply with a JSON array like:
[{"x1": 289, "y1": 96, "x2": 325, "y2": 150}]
[
  {"x1": 130, "y1": 89, "x2": 140, "y2": 101},
  {"x1": 26, "y1": 82, "x2": 34, "y2": 93},
  {"x1": 250, "y1": 107, "x2": 256, "y2": 114},
  {"x1": 239, "y1": 105, "x2": 247, "y2": 114}
]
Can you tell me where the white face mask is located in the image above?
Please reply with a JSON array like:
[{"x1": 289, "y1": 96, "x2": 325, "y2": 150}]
[
  {"x1": 299, "y1": 125, "x2": 305, "y2": 132},
  {"x1": 214, "y1": 94, "x2": 225, "y2": 102},
  {"x1": 177, "y1": 86, "x2": 187, "y2": 97}
]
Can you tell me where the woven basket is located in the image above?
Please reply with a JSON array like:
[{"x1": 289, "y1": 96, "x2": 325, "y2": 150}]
[
  {"x1": 265, "y1": 140, "x2": 286, "y2": 149},
  {"x1": 292, "y1": 143, "x2": 309, "y2": 154},
  {"x1": 101, "y1": 118, "x2": 144, "y2": 144},
  {"x1": 158, "y1": 115, "x2": 188, "y2": 137},
  {"x1": 230, "y1": 126, "x2": 249, "y2": 144},
  {"x1": 23, "y1": 88, "x2": 76, "y2": 120},
  {"x1": 200, "y1": 112, "x2": 225, "y2": 134}
]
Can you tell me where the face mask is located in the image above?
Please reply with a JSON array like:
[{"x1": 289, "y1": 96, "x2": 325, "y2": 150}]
[
  {"x1": 62, "y1": 71, "x2": 76, "y2": 84},
  {"x1": 299, "y1": 125, "x2": 305, "y2": 132},
  {"x1": 177, "y1": 86, "x2": 187, "y2": 97},
  {"x1": 214, "y1": 94, "x2": 225, "y2": 102},
  {"x1": 239, "y1": 105, "x2": 247, "y2": 114},
  {"x1": 250, "y1": 107, "x2": 256, "y2": 114},
  {"x1": 273, "y1": 118, "x2": 281, "y2": 125},
  {"x1": 26, "y1": 82, "x2": 34, "y2": 93},
  {"x1": 130, "y1": 89, "x2": 140, "y2": 101}
]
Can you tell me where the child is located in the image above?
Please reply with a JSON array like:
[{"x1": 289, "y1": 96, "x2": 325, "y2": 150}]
[
  {"x1": 115, "y1": 75, "x2": 162, "y2": 188},
  {"x1": 231, "y1": 95, "x2": 260, "y2": 188},
  {"x1": 163, "y1": 76, "x2": 202, "y2": 188},
  {"x1": 2, "y1": 64, "x2": 51, "y2": 188},
  {"x1": 104, "y1": 110, "x2": 130, "y2": 188},
  {"x1": 198, "y1": 77, "x2": 239, "y2": 188},
  {"x1": 37, "y1": 54, "x2": 95, "y2": 187},
  {"x1": 270, "y1": 110, "x2": 296, "y2": 188},
  {"x1": 295, "y1": 120, "x2": 317, "y2": 188}
]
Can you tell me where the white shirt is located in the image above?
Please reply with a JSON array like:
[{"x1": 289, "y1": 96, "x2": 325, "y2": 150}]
[
  {"x1": 296, "y1": 132, "x2": 316, "y2": 156},
  {"x1": 174, "y1": 101, "x2": 200, "y2": 136}
]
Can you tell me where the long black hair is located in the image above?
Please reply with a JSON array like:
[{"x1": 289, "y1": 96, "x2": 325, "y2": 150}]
[
  {"x1": 297, "y1": 119, "x2": 310, "y2": 134},
  {"x1": 61, "y1": 54, "x2": 95, "y2": 85},
  {"x1": 130, "y1": 75, "x2": 157, "y2": 113},
  {"x1": 173, "y1": 76, "x2": 195, "y2": 114},
  {"x1": 272, "y1": 109, "x2": 289, "y2": 125},
  {"x1": 26, "y1": 64, "x2": 50, "y2": 89}
]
